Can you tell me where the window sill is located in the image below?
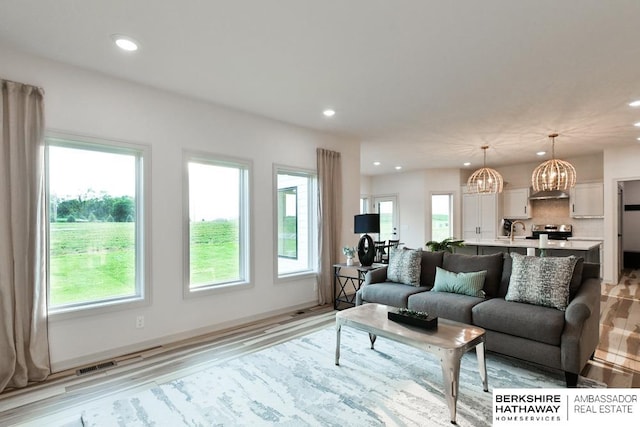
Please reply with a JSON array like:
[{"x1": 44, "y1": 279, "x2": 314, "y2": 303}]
[
  {"x1": 276, "y1": 271, "x2": 318, "y2": 284},
  {"x1": 48, "y1": 296, "x2": 149, "y2": 321},
  {"x1": 184, "y1": 280, "x2": 253, "y2": 299}
]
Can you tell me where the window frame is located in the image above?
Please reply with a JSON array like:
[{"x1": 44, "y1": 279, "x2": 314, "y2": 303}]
[
  {"x1": 183, "y1": 151, "x2": 252, "y2": 298},
  {"x1": 360, "y1": 196, "x2": 369, "y2": 214},
  {"x1": 273, "y1": 165, "x2": 318, "y2": 281},
  {"x1": 45, "y1": 132, "x2": 151, "y2": 318},
  {"x1": 277, "y1": 186, "x2": 298, "y2": 259},
  {"x1": 430, "y1": 192, "x2": 454, "y2": 242}
]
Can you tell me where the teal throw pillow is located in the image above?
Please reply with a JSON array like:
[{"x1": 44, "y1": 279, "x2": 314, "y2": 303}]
[
  {"x1": 505, "y1": 252, "x2": 577, "y2": 311},
  {"x1": 432, "y1": 267, "x2": 487, "y2": 297},
  {"x1": 387, "y1": 247, "x2": 422, "y2": 286}
]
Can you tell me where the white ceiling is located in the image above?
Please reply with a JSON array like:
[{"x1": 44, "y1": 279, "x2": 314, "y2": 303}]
[{"x1": 1, "y1": 0, "x2": 639, "y2": 175}]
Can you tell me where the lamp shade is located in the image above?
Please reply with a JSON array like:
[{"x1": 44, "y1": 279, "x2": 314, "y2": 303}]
[
  {"x1": 467, "y1": 167, "x2": 504, "y2": 194},
  {"x1": 466, "y1": 145, "x2": 503, "y2": 194},
  {"x1": 354, "y1": 214, "x2": 380, "y2": 234},
  {"x1": 531, "y1": 134, "x2": 577, "y2": 192}
]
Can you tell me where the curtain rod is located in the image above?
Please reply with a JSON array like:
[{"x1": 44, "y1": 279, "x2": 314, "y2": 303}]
[{"x1": 1, "y1": 77, "x2": 44, "y2": 92}]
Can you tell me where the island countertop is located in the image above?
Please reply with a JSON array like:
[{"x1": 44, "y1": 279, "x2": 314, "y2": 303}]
[{"x1": 461, "y1": 238, "x2": 601, "y2": 251}]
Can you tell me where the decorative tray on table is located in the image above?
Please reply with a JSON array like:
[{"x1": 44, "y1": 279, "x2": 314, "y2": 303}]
[{"x1": 388, "y1": 308, "x2": 438, "y2": 329}]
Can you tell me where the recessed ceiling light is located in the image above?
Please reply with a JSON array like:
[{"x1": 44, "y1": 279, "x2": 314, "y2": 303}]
[
  {"x1": 629, "y1": 100, "x2": 640, "y2": 107},
  {"x1": 394, "y1": 166, "x2": 402, "y2": 170},
  {"x1": 536, "y1": 151, "x2": 546, "y2": 156},
  {"x1": 637, "y1": 137, "x2": 640, "y2": 141},
  {"x1": 323, "y1": 109, "x2": 335, "y2": 117},
  {"x1": 635, "y1": 122, "x2": 640, "y2": 127},
  {"x1": 373, "y1": 161, "x2": 381, "y2": 166},
  {"x1": 463, "y1": 162, "x2": 471, "y2": 166},
  {"x1": 112, "y1": 34, "x2": 139, "y2": 51}
]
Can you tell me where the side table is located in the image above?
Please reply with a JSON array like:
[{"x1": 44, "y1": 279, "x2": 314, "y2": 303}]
[{"x1": 333, "y1": 263, "x2": 382, "y2": 310}]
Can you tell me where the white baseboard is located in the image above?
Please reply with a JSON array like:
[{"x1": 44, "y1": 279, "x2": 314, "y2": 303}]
[{"x1": 51, "y1": 300, "x2": 319, "y2": 373}]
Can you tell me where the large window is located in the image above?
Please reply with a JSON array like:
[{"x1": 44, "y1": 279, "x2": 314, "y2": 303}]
[
  {"x1": 186, "y1": 154, "x2": 250, "y2": 292},
  {"x1": 276, "y1": 168, "x2": 316, "y2": 277},
  {"x1": 431, "y1": 193, "x2": 453, "y2": 242},
  {"x1": 47, "y1": 136, "x2": 148, "y2": 312}
]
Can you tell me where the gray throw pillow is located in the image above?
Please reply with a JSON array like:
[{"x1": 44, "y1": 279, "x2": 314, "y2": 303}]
[
  {"x1": 432, "y1": 266, "x2": 487, "y2": 297},
  {"x1": 387, "y1": 247, "x2": 422, "y2": 286},
  {"x1": 506, "y1": 252, "x2": 578, "y2": 311}
]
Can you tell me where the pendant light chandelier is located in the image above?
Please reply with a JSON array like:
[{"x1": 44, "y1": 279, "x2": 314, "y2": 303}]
[
  {"x1": 467, "y1": 145, "x2": 503, "y2": 194},
  {"x1": 531, "y1": 133, "x2": 576, "y2": 192}
]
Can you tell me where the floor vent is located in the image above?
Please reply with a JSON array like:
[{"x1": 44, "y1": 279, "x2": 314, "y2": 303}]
[{"x1": 76, "y1": 360, "x2": 117, "y2": 376}]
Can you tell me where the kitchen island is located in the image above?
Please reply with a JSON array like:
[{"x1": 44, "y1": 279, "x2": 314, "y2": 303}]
[{"x1": 456, "y1": 238, "x2": 601, "y2": 264}]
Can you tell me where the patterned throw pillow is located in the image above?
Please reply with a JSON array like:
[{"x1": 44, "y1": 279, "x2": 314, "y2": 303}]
[
  {"x1": 505, "y1": 252, "x2": 578, "y2": 311},
  {"x1": 431, "y1": 267, "x2": 487, "y2": 297},
  {"x1": 387, "y1": 248, "x2": 422, "y2": 286}
]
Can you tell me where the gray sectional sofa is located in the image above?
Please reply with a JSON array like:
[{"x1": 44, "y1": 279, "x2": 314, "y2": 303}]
[{"x1": 355, "y1": 251, "x2": 601, "y2": 387}]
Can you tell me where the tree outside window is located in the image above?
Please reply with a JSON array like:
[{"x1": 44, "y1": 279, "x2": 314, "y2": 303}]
[{"x1": 47, "y1": 139, "x2": 147, "y2": 311}]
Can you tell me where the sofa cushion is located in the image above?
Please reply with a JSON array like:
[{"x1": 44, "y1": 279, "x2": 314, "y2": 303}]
[
  {"x1": 432, "y1": 266, "x2": 487, "y2": 297},
  {"x1": 420, "y1": 251, "x2": 444, "y2": 289},
  {"x1": 387, "y1": 248, "x2": 422, "y2": 286},
  {"x1": 407, "y1": 291, "x2": 485, "y2": 324},
  {"x1": 506, "y1": 253, "x2": 578, "y2": 311},
  {"x1": 472, "y1": 298, "x2": 565, "y2": 346},
  {"x1": 359, "y1": 282, "x2": 428, "y2": 308},
  {"x1": 442, "y1": 252, "x2": 503, "y2": 297}
]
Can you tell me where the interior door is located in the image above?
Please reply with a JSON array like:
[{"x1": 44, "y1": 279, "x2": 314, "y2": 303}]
[
  {"x1": 618, "y1": 183, "x2": 624, "y2": 278},
  {"x1": 373, "y1": 195, "x2": 399, "y2": 242}
]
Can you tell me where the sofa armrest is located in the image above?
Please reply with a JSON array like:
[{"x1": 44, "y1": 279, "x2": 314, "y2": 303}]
[
  {"x1": 565, "y1": 277, "x2": 600, "y2": 324},
  {"x1": 565, "y1": 302, "x2": 591, "y2": 324},
  {"x1": 561, "y1": 277, "x2": 601, "y2": 374},
  {"x1": 364, "y1": 266, "x2": 388, "y2": 286}
]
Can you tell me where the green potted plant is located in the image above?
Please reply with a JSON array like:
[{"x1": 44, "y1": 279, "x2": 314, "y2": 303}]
[
  {"x1": 425, "y1": 237, "x2": 465, "y2": 253},
  {"x1": 342, "y1": 246, "x2": 356, "y2": 265}
]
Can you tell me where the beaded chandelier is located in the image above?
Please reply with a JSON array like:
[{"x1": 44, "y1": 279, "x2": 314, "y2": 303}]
[
  {"x1": 466, "y1": 146, "x2": 503, "y2": 194},
  {"x1": 531, "y1": 134, "x2": 576, "y2": 192}
]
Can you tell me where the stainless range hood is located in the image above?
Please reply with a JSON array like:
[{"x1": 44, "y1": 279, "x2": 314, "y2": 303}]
[{"x1": 528, "y1": 188, "x2": 570, "y2": 200}]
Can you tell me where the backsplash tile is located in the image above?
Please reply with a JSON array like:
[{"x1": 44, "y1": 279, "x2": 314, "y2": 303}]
[{"x1": 503, "y1": 199, "x2": 603, "y2": 239}]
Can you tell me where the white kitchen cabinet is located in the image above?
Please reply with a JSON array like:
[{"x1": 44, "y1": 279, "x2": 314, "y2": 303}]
[
  {"x1": 462, "y1": 192, "x2": 500, "y2": 240},
  {"x1": 570, "y1": 182, "x2": 604, "y2": 218},
  {"x1": 503, "y1": 187, "x2": 531, "y2": 219}
]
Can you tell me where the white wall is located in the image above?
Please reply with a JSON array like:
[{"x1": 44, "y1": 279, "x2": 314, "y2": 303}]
[
  {"x1": 0, "y1": 45, "x2": 360, "y2": 370},
  {"x1": 365, "y1": 169, "x2": 462, "y2": 249}
]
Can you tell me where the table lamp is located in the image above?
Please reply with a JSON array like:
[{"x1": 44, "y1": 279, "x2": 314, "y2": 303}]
[{"x1": 354, "y1": 214, "x2": 380, "y2": 266}]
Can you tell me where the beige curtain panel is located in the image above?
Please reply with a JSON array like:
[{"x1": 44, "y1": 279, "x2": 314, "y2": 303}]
[
  {"x1": 0, "y1": 79, "x2": 50, "y2": 392},
  {"x1": 316, "y1": 148, "x2": 342, "y2": 306}
]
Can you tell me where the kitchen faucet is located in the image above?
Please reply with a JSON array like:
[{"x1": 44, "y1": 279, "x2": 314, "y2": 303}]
[{"x1": 510, "y1": 221, "x2": 526, "y2": 242}]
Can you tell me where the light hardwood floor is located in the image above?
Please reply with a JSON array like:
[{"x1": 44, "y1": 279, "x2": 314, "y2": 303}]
[
  {"x1": 1, "y1": 272, "x2": 638, "y2": 426},
  {"x1": 584, "y1": 269, "x2": 640, "y2": 387}
]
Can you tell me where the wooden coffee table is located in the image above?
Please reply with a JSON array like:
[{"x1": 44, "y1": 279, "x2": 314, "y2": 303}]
[{"x1": 335, "y1": 303, "x2": 488, "y2": 424}]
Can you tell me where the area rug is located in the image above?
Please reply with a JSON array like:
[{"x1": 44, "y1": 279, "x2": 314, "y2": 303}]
[{"x1": 79, "y1": 327, "x2": 601, "y2": 427}]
